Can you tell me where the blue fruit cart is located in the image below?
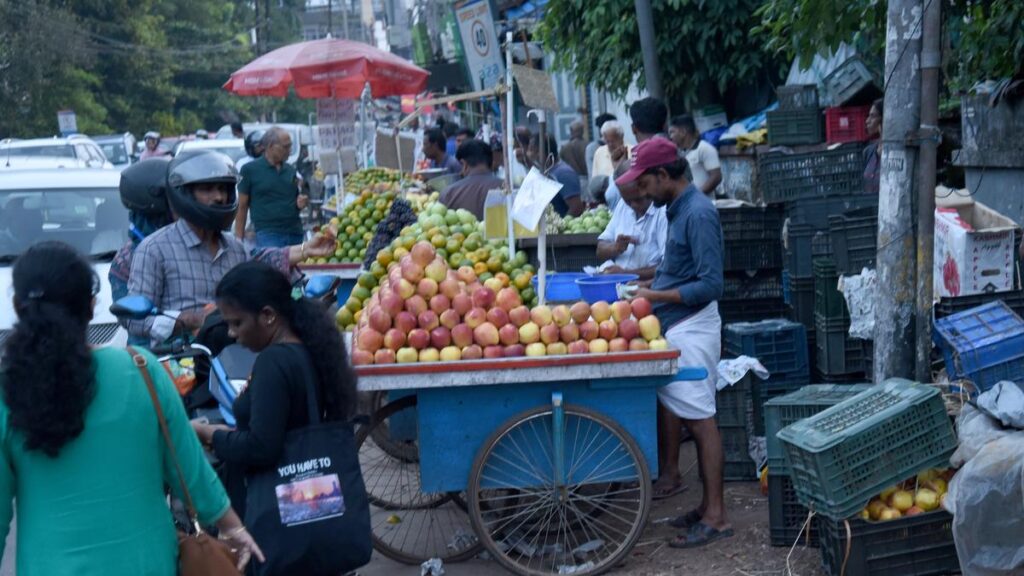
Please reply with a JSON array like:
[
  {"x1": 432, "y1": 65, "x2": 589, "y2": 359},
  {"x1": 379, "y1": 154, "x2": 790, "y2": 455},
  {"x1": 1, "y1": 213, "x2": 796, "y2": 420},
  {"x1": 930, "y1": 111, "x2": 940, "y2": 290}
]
[{"x1": 354, "y1": 350, "x2": 705, "y2": 576}]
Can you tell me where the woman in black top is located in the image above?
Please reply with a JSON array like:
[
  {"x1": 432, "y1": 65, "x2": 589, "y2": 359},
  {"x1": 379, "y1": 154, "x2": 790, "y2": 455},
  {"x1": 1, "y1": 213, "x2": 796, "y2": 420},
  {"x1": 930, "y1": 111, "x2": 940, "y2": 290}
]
[{"x1": 192, "y1": 262, "x2": 357, "y2": 517}]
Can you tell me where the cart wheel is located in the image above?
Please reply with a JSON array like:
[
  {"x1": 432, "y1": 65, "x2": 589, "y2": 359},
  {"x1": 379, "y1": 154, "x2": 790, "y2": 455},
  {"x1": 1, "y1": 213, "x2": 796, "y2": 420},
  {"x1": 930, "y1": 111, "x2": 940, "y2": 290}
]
[
  {"x1": 366, "y1": 390, "x2": 419, "y2": 463},
  {"x1": 357, "y1": 394, "x2": 482, "y2": 565},
  {"x1": 468, "y1": 404, "x2": 651, "y2": 576}
]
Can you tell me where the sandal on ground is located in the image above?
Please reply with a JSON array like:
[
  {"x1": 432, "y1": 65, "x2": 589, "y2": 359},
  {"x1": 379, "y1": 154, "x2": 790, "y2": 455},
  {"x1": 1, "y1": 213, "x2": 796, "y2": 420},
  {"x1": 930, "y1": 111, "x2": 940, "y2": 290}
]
[
  {"x1": 668, "y1": 509, "x2": 702, "y2": 529},
  {"x1": 668, "y1": 522, "x2": 734, "y2": 549},
  {"x1": 652, "y1": 480, "x2": 688, "y2": 500}
]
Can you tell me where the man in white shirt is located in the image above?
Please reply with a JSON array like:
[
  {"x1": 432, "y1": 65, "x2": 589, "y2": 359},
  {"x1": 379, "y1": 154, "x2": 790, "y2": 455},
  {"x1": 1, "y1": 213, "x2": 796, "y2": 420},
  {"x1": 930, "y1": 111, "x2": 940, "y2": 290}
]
[
  {"x1": 591, "y1": 120, "x2": 631, "y2": 179},
  {"x1": 669, "y1": 115, "x2": 722, "y2": 198},
  {"x1": 596, "y1": 178, "x2": 668, "y2": 279}
]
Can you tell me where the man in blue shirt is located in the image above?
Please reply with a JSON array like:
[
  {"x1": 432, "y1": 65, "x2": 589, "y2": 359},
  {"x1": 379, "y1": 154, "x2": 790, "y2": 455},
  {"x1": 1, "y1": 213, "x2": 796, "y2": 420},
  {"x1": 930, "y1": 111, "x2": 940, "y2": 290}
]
[
  {"x1": 527, "y1": 132, "x2": 585, "y2": 217},
  {"x1": 423, "y1": 128, "x2": 462, "y2": 178},
  {"x1": 621, "y1": 137, "x2": 731, "y2": 548}
]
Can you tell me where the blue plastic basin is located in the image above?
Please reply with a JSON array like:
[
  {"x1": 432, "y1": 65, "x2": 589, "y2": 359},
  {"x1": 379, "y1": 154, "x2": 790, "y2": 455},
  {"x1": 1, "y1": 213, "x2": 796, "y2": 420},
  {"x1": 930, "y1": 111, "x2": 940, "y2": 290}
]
[
  {"x1": 575, "y1": 274, "x2": 639, "y2": 304},
  {"x1": 531, "y1": 273, "x2": 588, "y2": 302}
]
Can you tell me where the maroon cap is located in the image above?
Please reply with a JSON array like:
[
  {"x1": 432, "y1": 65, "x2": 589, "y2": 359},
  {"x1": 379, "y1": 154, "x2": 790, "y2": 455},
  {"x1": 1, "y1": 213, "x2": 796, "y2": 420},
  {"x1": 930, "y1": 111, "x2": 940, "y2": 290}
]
[{"x1": 615, "y1": 136, "x2": 679, "y2": 187}]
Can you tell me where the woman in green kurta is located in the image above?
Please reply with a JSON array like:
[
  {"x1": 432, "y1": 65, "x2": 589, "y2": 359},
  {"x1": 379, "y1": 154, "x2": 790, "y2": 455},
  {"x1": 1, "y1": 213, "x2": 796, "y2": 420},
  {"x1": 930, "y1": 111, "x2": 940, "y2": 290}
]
[{"x1": 0, "y1": 242, "x2": 263, "y2": 575}]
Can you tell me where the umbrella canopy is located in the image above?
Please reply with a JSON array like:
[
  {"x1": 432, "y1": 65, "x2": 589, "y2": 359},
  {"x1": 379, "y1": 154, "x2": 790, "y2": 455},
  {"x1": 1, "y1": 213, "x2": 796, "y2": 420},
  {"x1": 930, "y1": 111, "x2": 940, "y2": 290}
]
[{"x1": 223, "y1": 38, "x2": 429, "y2": 99}]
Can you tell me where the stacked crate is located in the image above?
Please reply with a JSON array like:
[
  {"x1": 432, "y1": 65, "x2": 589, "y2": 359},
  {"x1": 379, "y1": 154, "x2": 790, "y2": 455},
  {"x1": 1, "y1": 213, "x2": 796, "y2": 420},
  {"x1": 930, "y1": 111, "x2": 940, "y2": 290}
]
[
  {"x1": 814, "y1": 259, "x2": 872, "y2": 380},
  {"x1": 768, "y1": 84, "x2": 823, "y2": 146},
  {"x1": 718, "y1": 205, "x2": 786, "y2": 325}
]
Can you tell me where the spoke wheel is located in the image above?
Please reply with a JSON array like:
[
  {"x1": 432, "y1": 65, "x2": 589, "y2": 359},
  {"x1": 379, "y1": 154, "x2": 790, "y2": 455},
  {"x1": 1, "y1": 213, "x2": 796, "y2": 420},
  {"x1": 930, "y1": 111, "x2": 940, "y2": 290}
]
[
  {"x1": 356, "y1": 394, "x2": 482, "y2": 564},
  {"x1": 468, "y1": 404, "x2": 651, "y2": 576}
]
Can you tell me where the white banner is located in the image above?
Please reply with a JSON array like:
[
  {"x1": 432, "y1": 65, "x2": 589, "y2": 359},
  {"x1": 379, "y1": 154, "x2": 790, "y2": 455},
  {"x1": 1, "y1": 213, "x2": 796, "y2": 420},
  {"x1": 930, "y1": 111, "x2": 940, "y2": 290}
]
[
  {"x1": 316, "y1": 99, "x2": 356, "y2": 149},
  {"x1": 454, "y1": 0, "x2": 504, "y2": 91}
]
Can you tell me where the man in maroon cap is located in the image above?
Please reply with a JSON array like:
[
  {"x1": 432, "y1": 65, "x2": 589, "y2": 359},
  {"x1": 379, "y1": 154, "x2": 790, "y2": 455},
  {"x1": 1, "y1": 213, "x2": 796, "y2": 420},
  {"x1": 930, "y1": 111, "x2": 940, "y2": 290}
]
[{"x1": 620, "y1": 136, "x2": 731, "y2": 548}]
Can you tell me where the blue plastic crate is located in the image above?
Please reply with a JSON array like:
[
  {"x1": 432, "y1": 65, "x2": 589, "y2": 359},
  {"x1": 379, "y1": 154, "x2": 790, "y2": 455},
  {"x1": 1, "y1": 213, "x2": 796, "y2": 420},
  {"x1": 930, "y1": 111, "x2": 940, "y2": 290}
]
[
  {"x1": 933, "y1": 301, "x2": 1024, "y2": 394},
  {"x1": 724, "y1": 319, "x2": 810, "y2": 377}
]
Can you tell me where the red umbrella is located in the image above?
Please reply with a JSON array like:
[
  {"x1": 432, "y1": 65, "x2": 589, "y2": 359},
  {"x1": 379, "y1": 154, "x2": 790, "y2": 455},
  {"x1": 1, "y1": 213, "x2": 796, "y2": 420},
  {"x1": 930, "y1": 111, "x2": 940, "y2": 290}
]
[{"x1": 223, "y1": 38, "x2": 429, "y2": 99}]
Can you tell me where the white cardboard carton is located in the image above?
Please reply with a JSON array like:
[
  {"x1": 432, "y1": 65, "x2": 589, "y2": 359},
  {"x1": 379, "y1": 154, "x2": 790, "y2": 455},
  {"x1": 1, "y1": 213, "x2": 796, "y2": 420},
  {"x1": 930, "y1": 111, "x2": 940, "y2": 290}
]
[{"x1": 934, "y1": 190, "x2": 1019, "y2": 298}]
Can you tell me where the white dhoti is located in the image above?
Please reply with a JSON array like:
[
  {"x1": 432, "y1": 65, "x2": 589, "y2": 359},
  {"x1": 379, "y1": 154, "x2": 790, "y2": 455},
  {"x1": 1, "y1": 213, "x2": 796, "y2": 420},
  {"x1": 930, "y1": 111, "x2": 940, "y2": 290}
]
[{"x1": 658, "y1": 302, "x2": 721, "y2": 420}]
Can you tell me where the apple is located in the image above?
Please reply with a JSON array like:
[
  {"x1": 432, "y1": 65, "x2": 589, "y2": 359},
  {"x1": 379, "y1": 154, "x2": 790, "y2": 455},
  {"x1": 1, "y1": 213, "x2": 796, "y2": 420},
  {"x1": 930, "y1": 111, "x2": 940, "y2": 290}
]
[
  {"x1": 540, "y1": 323, "x2": 560, "y2": 345},
  {"x1": 639, "y1": 315, "x2": 662, "y2": 341},
  {"x1": 380, "y1": 293, "x2": 403, "y2": 317},
  {"x1": 464, "y1": 307, "x2": 487, "y2": 329},
  {"x1": 356, "y1": 328, "x2": 383, "y2": 352},
  {"x1": 451, "y1": 323, "x2": 474, "y2": 348},
  {"x1": 598, "y1": 320, "x2": 618, "y2": 340},
  {"x1": 579, "y1": 320, "x2": 599, "y2": 341},
  {"x1": 461, "y1": 344, "x2": 483, "y2": 360},
  {"x1": 904, "y1": 506, "x2": 925, "y2": 517},
  {"x1": 474, "y1": 322, "x2": 500, "y2": 347},
  {"x1": 394, "y1": 311, "x2": 417, "y2": 335},
  {"x1": 878, "y1": 508, "x2": 902, "y2": 521},
  {"x1": 608, "y1": 337, "x2": 629, "y2": 352},
  {"x1": 419, "y1": 347, "x2": 440, "y2": 362},
  {"x1": 499, "y1": 324, "x2": 520, "y2": 346},
  {"x1": 483, "y1": 345, "x2": 505, "y2": 359},
  {"x1": 457, "y1": 266, "x2": 477, "y2": 284},
  {"x1": 629, "y1": 338, "x2": 649, "y2": 351},
  {"x1": 610, "y1": 300, "x2": 632, "y2": 323},
  {"x1": 551, "y1": 305, "x2": 572, "y2": 327},
  {"x1": 867, "y1": 499, "x2": 887, "y2": 520},
  {"x1": 570, "y1": 301, "x2": 591, "y2": 324},
  {"x1": 630, "y1": 297, "x2": 653, "y2": 319},
  {"x1": 430, "y1": 326, "x2": 452, "y2": 349},
  {"x1": 439, "y1": 278, "x2": 462, "y2": 300},
  {"x1": 546, "y1": 342, "x2": 567, "y2": 356},
  {"x1": 496, "y1": 287, "x2": 522, "y2": 312},
  {"x1": 410, "y1": 241, "x2": 436, "y2": 267},
  {"x1": 368, "y1": 309, "x2": 391, "y2": 334},
  {"x1": 407, "y1": 329, "x2": 430, "y2": 350},
  {"x1": 351, "y1": 349, "x2": 373, "y2": 365},
  {"x1": 487, "y1": 307, "x2": 510, "y2": 328},
  {"x1": 889, "y1": 490, "x2": 914, "y2": 512},
  {"x1": 503, "y1": 344, "x2": 526, "y2": 357},
  {"x1": 417, "y1": 278, "x2": 439, "y2": 299},
  {"x1": 439, "y1": 308, "x2": 460, "y2": 329},
  {"x1": 589, "y1": 338, "x2": 609, "y2": 354},
  {"x1": 590, "y1": 301, "x2": 612, "y2": 323},
  {"x1": 439, "y1": 346, "x2": 462, "y2": 362},
  {"x1": 401, "y1": 259, "x2": 424, "y2": 284},
  {"x1": 418, "y1": 310, "x2": 439, "y2": 331},
  {"x1": 383, "y1": 328, "x2": 406, "y2": 351},
  {"x1": 567, "y1": 340, "x2": 590, "y2": 354},
  {"x1": 519, "y1": 322, "x2": 541, "y2": 344},
  {"x1": 924, "y1": 478, "x2": 948, "y2": 496},
  {"x1": 509, "y1": 305, "x2": 532, "y2": 327},
  {"x1": 388, "y1": 267, "x2": 402, "y2": 287},
  {"x1": 917, "y1": 469, "x2": 939, "y2": 485},
  {"x1": 466, "y1": 281, "x2": 483, "y2": 295},
  {"x1": 374, "y1": 348, "x2": 396, "y2": 364},
  {"x1": 859, "y1": 508, "x2": 870, "y2": 520},
  {"x1": 915, "y1": 488, "x2": 939, "y2": 511},
  {"x1": 452, "y1": 293, "x2": 473, "y2": 317},
  {"x1": 525, "y1": 342, "x2": 547, "y2": 357},
  {"x1": 559, "y1": 323, "x2": 580, "y2": 343},
  {"x1": 424, "y1": 258, "x2": 447, "y2": 283},
  {"x1": 396, "y1": 347, "x2": 418, "y2": 363},
  {"x1": 405, "y1": 295, "x2": 428, "y2": 317},
  {"x1": 880, "y1": 486, "x2": 899, "y2": 502},
  {"x1": 530, "y1": 305, "x2": 553, "y2": 327},
  {"x1": 618, "y1": 318, "x2": 640, "y2": 341},
  {"x1": 647, "y1": 336, "x2": 667, "y2": 349},
  {"x1": 472, "y1": 287, "x2": 496, "y2": 309},
  {"x1": 483, "y1": 277, "x2": 504, "y2": 294},
  {"x1": 395, "y1": 278, "x2": 416, "y2": 299}
]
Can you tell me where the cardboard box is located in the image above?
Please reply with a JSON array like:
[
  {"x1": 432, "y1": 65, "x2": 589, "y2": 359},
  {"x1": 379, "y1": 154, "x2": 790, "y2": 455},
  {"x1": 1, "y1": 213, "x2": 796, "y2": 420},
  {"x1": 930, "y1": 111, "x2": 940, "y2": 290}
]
[{"x1": 934, "y1": 191, "x2": 1018, "y2": 298}]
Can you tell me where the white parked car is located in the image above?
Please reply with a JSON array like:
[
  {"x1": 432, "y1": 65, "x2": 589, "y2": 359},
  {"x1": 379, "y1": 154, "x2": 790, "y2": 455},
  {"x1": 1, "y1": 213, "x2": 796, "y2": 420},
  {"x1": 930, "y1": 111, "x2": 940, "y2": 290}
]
[
  {"x1": 0, "y1": 169, "x2": 129, "y2": 350},
  {"x1": 215, "y1": 123, "x2": 309, "y2": 165},
  {"x1": 0, "y1": 135, "x2": 113, "y2": 169},
  {"x1": 173, "y1": 138, "x2": 247, "y2": 163}
]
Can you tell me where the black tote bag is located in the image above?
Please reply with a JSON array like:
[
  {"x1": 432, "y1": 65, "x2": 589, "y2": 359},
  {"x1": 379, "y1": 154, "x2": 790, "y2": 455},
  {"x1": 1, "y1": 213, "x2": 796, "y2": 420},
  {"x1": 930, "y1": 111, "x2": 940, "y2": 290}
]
[{"x1": 244, "y1": 361, "x2": 372, "y2": 575}]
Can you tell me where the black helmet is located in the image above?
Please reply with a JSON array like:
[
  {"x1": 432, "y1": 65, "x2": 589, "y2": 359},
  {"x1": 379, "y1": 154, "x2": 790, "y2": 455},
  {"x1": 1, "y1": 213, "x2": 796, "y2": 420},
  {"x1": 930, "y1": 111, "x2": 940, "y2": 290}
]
[
  {"x1": 244, "y1": 129, "x2": 266, "y2": 158},
  {"x1": 119, "y1": 157, "x2": 172, "y2": 215},
  {"x1": 166, "y1": 150, "x2": 238, "y2": 231}
]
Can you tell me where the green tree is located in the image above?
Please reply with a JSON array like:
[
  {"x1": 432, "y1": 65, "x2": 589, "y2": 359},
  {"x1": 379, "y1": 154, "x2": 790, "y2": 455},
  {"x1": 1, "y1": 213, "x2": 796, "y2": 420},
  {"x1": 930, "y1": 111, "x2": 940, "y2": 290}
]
[{"x1": 538, "y1": 0, "x2": 781, "y2": 109}]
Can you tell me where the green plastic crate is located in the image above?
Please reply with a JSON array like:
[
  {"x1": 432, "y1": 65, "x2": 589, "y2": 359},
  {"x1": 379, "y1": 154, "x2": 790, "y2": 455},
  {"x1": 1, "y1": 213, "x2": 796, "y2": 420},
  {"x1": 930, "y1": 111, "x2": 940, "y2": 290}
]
[
  {"x1": 720, "y1": 425, "x2": 757, "y2": 481},
  {"x1": 764, "y1": 384, "x2": 872, "y2": 476},
  {"x1": 777, "y1": 379, "x2": 957, "y2": 520},
  {"x1": 767, "y1": 108, "x2": 825, "y2": 146},
  {"x1": 813, "y1": 258, "x2": 848, "y2": 322},
  {"x1": 715, "y1": 375, "x2": 752, "y2": 429}
]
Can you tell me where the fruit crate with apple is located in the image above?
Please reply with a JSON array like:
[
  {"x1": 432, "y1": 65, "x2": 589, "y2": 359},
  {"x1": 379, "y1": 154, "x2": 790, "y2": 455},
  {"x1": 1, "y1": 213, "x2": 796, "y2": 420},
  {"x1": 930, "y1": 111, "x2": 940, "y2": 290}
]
[
  {"x1": 764, "y1": 384, "x2": 873, "y2": 476},
  {"x1": 932, "y1": 300, "x2": 1024, "y2": 394},
  {"x1": 724, "y1": 319, "x2": 809, "y2": 377},
  {"x1": 818, "y1": 510, "x2": 959, "y2": 576},
  {"x1": 768, "y1": 473, "x2": 819, "y2": 547},
  {"x1": 777, "y1": 379, "x2": 958, "y2": 520}
]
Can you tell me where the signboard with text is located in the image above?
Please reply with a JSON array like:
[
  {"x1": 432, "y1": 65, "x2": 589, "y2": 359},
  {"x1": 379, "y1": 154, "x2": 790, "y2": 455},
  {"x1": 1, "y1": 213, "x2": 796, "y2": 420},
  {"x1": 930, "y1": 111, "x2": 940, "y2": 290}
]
[
  {"x1": 316, "y1": 99, "x2": 356, "y2": 149},
  {"x1": 454, "y1": 0, "x2": 504, "y2": 91},
  {"x1": 57, "y1": 110, "x2": 77, "y2": 135}
]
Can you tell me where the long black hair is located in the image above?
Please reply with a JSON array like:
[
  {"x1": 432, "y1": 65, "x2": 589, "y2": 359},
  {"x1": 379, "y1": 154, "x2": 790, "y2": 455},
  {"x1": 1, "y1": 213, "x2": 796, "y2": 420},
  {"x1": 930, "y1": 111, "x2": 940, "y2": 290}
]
[
  {"x1": 215, "y1": 262, "x2": 357, "y2": 420},
  {"x1": 2, "y1": 242, "x2": 98, "y2": 457}
]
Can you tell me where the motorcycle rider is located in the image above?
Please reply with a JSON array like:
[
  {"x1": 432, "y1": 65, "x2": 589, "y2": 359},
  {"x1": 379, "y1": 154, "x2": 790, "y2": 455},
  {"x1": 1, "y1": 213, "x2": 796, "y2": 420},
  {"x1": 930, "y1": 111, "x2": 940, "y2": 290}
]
[
  {"x1": 139, "y1": 131, "x2": 168, "y2": 160},
  {"x1": 236, "y1": 129, "x2": 266, "y2": 172},
  {"x1": 125, "y1": 150, "x2": 334, "y2": 345}
]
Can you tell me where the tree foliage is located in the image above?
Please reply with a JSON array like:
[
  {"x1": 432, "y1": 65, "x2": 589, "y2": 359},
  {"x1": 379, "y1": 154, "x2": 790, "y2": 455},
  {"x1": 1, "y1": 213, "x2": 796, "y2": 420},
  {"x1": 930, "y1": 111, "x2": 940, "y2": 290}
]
[
  {"x1": 0, "y1": 0, "x2": 312, "y2": 139},
  {"x1": 537, "y1": 0, "x2": 780, "y2": 108}
]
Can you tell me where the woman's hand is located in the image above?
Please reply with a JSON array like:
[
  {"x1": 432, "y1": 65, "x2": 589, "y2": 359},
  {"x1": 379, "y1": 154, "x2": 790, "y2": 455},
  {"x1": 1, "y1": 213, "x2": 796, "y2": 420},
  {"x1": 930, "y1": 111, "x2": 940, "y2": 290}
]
[
  {"x1": 215, "y1": 509, "x2": 265, "y2": 571},
  {"x1": 191, "y1": 421, "x2": 230, "y2": 445},
  {"x1": 303, "y1": 233, "x2": 336, "y2": 258}
]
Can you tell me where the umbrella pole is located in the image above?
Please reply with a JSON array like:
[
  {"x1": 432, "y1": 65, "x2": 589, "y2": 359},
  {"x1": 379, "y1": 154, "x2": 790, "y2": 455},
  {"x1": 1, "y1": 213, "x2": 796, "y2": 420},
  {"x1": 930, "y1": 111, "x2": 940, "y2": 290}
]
[
  {"x1": 504, "y1": 31, "x2": 516, "y2": 262},
  {"x1": 332, "y1": 83, "x2": 346, "y2": 210}
]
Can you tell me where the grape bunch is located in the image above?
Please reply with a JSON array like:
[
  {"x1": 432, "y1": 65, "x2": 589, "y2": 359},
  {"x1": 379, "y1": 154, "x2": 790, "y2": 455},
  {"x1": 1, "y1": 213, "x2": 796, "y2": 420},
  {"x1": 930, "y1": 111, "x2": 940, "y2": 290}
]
[{"x1": 362, "y1": 198, "x2": 419, "y2": 270}]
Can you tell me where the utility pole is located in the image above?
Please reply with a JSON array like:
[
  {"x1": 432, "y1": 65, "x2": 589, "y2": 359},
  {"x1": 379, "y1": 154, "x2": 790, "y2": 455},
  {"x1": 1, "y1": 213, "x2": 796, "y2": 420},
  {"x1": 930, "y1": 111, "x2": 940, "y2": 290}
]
[
  {"x1": 915, "y1": 0, "x2": 941, "y2": 382},
  {"x1": 633, "y1": 0, "x2": 663, "y2": 100},
  {"x1": 874, "y1": 0, "x2": 923, "y2": 382}
]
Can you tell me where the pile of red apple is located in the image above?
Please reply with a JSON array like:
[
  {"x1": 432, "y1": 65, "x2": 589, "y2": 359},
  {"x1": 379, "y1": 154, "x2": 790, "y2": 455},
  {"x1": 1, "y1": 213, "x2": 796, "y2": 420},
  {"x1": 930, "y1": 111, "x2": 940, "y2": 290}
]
[{"x1": 351, "y1": 240, "x2": 668, "y2": 365}]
